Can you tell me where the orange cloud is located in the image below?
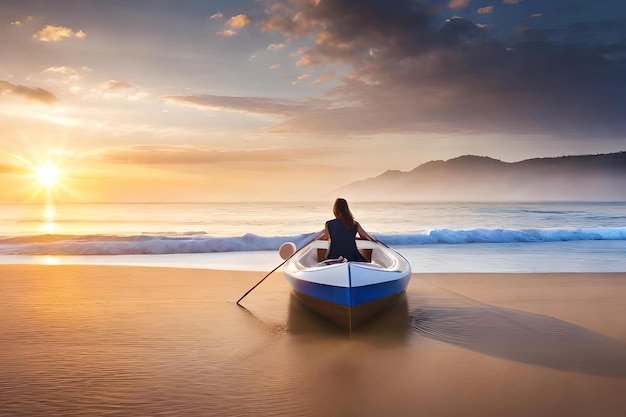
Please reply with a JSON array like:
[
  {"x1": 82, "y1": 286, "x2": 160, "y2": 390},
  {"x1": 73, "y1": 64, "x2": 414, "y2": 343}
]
[
  {"x1": 217, "y1": 29, "x2": 237, "y2": 37},
  {"x1": 314, "y1": 72, "x2": 336, "y2": 84},
  {"x1": 267, "y1": 42, "x2": 286, "y2": 51},
  {"x1": 42, "y1": 66, "x2": 91, "y2": 82},
  {"x1": 0, "y1": 162, "x2": 29, "y2": 175},
  {"x1": 478, "y1": 5, "x2": 494, "y2": 14},
  {"x1": 296, "y1": 54, "x2": 317, "y2": 66},
  {"x1": 292, "y1": 74, "x2": 311, "y2": 84},
  {"x1": 33, "y1": 25, "x2": 86, "y2": 42},
  {"x1": 227, "y1": 14, "x2": 251, "y2": 28},
  {"x1": 44, "y1": 66, "x2": 76, "y2": 74},
  {"x1": 217, "y1": 13, "x2": 251, "y2": 36},
  {"x1": 82, "y1": 144, "x2": 322, "y2": 165},
  {"x1": 104, "y1": 80, "x2": 134, "y2": 90},
  {"x1": 0, "y1": 80, "x2": 58, "y2": 105},
  {"x1": 449, "y1": 0, "x2": 470, "y2": 9}
]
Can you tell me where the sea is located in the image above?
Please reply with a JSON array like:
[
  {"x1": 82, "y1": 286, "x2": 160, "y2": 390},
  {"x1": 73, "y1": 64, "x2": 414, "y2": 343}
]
[{"x1": 1, "y1": 201, "x2": 626, "y2": 273}]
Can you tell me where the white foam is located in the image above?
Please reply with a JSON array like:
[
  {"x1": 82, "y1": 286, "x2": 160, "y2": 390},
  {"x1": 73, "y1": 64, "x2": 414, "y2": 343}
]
[
  {"x1": 2, "y1": 228, "x2": 626, "y2": 256},
  {"x1": 2, "y1": 240, "x2": 626, "y2": 273}
]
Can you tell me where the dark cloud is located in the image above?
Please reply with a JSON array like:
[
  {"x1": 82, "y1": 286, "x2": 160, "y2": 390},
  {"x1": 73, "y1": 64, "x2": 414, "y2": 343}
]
[
  {"x1": 0, "y1": 80, "x2": 59, "y2": 105},
  {"x1": 260, "y1": 0, "x2": 626, "y2": 138},
  {"x1": 264, "y1": 0, "x2": 442, "y2": 61}
]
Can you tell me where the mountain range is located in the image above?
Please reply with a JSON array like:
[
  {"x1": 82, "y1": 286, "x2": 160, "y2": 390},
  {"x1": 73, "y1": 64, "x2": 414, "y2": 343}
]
[{"x1": 336, "y1": 151, "x2": 626, "y2": 202}]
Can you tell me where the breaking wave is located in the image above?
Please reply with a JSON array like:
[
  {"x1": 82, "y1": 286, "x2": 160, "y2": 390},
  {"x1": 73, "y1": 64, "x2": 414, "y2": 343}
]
[{"x1": 1, "y1": 227, "x2": 626, "y2": 256}]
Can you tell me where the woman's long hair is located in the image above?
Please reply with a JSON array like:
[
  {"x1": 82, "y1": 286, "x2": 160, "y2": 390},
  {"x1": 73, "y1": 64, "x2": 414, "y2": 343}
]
[{"x1": 333, "y1": 198, "x2": 355, "y2": 228}]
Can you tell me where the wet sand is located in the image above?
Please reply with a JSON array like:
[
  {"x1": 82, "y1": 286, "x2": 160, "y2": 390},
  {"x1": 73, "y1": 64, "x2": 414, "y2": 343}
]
[{"x1": 1, "y1": 265, "x2": 625, "y2": 417}]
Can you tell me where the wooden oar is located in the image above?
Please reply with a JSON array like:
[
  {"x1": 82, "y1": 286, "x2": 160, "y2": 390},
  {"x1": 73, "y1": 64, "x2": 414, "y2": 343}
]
[{"x1": 236, "y1": 230, "x2": 324, "y2": 306}]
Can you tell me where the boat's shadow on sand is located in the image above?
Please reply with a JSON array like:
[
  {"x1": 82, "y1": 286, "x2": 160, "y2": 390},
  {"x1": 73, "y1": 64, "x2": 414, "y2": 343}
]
[
  {"x1": 287, "y1": 293, "x2": 626, "y2": 378},
  {"x1": 407, "y1": 294, "x2": 626, "y2": 378}
]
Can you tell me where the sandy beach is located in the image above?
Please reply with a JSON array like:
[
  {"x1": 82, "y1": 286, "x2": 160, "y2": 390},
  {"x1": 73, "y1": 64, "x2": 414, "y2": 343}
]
[{"x1": 1, "y1": 264, "x2": 625, "y2": 417}]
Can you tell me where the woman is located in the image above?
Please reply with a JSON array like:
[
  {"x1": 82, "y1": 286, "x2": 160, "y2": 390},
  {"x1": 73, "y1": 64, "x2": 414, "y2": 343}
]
[{"x1": 323, "y1": 198, "x2": 374, "y2": 262}]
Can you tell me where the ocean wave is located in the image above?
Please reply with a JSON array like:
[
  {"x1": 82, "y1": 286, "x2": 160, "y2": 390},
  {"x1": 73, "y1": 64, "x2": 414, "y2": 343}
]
[
  {"x1": 377, "y1": 227, "x2": 626, "y2": 245},
  {"x1": 1, "y1": 227, "x2": 626, "y2": 256},
  {"x1": 0, "y1": 233, "x2": 316, "y2": 256}
]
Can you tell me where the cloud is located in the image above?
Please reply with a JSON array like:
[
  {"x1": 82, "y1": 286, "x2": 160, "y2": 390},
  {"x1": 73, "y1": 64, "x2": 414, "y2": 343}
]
[
  {"x1": 33, "y1": 25, "x2": 86, "y2": 42},
  {"x1": 257, "y1": 0, "x2": 626, "y2": 138},
  {"x1": 314, "y1": 72, "x2": 336, "y2": 84},
  {"x1": 449, "y1": 0, "x2": 470, "y2": 9},
  {"x1": 267, "y1": 42, "x2": 286, "y2": 51},
  {"x1": 82, "y1": 144, "x2": 321, "y2": 165},
  {"x1": 217, "y1": 29, "x2": 237, "y2": 37},
  {"x1": 292, "y1": 74, "x2": 311, "y2": 84},
  {"x1": 164, "y1": 94, "x2": 311, "y2": 116},
  {"x1": 100, "y1": 80, "x2": 148, "y2": 100},
  {"x1": 210, "y1": 12, "x2": 224, "y2": 20},
  {"x1": 0, "y1": 162, "x2": 29, "y2": 175},
  {"x1": 294, "y1": 49, "x2": 315, "y2": 66},
  {"x1": 42, "y1": 66, "x2": 91, "y2": 83},
  {"x1": 263, "y1": 1, "x2": 477, "y2": 64},
  {"x1": 0, "y1": 80, "x2": 59, "y2": 105},
  {"x1": 99, "y1": 81, "x2": 148, "y2": 102},
  {"x1": 103, "y1": 80, "x2": 134, "y2": 90},
  {"x1": 44, "y1": 66, "x2": 77, "y2": 74},
  {"x1": 10, "y1": 16, "x2": 34, "y2": 26},
  {"x1": 227, "y1": 14, "x2": 251, "y2": 28},
  {"x1": 477, "y1": 5, "x2": 494, "y2": 14},
  {"x1": 216, "y1": 13, "x2": 251, "y2": 36}
]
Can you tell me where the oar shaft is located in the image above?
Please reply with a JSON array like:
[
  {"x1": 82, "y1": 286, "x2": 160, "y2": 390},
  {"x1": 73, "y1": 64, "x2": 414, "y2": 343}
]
[
  {"x1": 236, "y1": 230, "x2": 323, "y2": 306},
  {"x1": 235, "y1": 262, "x2": 283, "y2": 305}
]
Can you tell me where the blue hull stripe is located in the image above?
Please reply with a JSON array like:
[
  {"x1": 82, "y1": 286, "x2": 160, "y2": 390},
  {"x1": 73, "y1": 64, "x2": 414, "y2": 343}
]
[{"x1": 285, "y1": 273, "x2": 410, "y2": 307}]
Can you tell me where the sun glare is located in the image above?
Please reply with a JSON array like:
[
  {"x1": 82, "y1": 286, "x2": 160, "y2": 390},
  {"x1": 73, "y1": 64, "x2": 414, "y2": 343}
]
[
  {"x1": 37, "y1": 164, "x2": 60, "y2": 187},
  {"x1": 2, "y1": 148, "x2": 78, "y2": 203}
]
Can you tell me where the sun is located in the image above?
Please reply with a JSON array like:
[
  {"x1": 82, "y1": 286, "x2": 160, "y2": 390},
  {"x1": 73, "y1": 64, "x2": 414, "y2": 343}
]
[
  {"x1": 36, "y1": 163, "x2": 60, "y2": 188},
  {"x1": 1, "y1": 148, "x2": 78, "y2": 203}
]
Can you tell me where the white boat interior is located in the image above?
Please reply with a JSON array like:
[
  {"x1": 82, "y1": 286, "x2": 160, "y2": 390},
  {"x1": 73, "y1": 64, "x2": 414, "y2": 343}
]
[{"x1": 295, "y1": 239, "x2": 404, "y2": 271}]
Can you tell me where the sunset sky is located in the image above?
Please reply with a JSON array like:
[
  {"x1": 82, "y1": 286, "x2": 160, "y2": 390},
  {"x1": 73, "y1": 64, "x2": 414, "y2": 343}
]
[{"x1": 1, "y1": 0, "x2": 624, "y2": 203}]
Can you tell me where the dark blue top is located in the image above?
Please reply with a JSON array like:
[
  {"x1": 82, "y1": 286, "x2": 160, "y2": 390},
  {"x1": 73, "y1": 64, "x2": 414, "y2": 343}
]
[{"x1": 325, "y1": 218, "x2": 366, "y2": 262}]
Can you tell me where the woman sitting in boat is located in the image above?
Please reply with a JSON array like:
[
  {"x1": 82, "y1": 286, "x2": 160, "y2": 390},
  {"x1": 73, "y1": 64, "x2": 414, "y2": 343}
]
[{"x1": 322, "y1": 198, "x2": 374, "y2": 262}]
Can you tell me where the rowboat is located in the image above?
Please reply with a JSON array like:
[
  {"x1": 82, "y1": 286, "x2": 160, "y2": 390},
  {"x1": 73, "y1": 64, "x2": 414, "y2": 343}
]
[{"x1": 280, "y1": 238, "x2": 411, "y2": 331}]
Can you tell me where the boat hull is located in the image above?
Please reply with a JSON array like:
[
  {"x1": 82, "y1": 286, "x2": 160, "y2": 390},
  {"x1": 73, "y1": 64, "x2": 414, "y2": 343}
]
[
  {"x1": 291, "y1": 286, "x2": 408, "y2": 330},
  {"x1": 283, "y1": 240, "x2": 411, "y2": 330}
]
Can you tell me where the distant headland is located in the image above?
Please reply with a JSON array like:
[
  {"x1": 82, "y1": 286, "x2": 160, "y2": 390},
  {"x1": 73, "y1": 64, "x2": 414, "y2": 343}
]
[{"x1": 336, "y1": 151, "x2": 626, "y2": 202}]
